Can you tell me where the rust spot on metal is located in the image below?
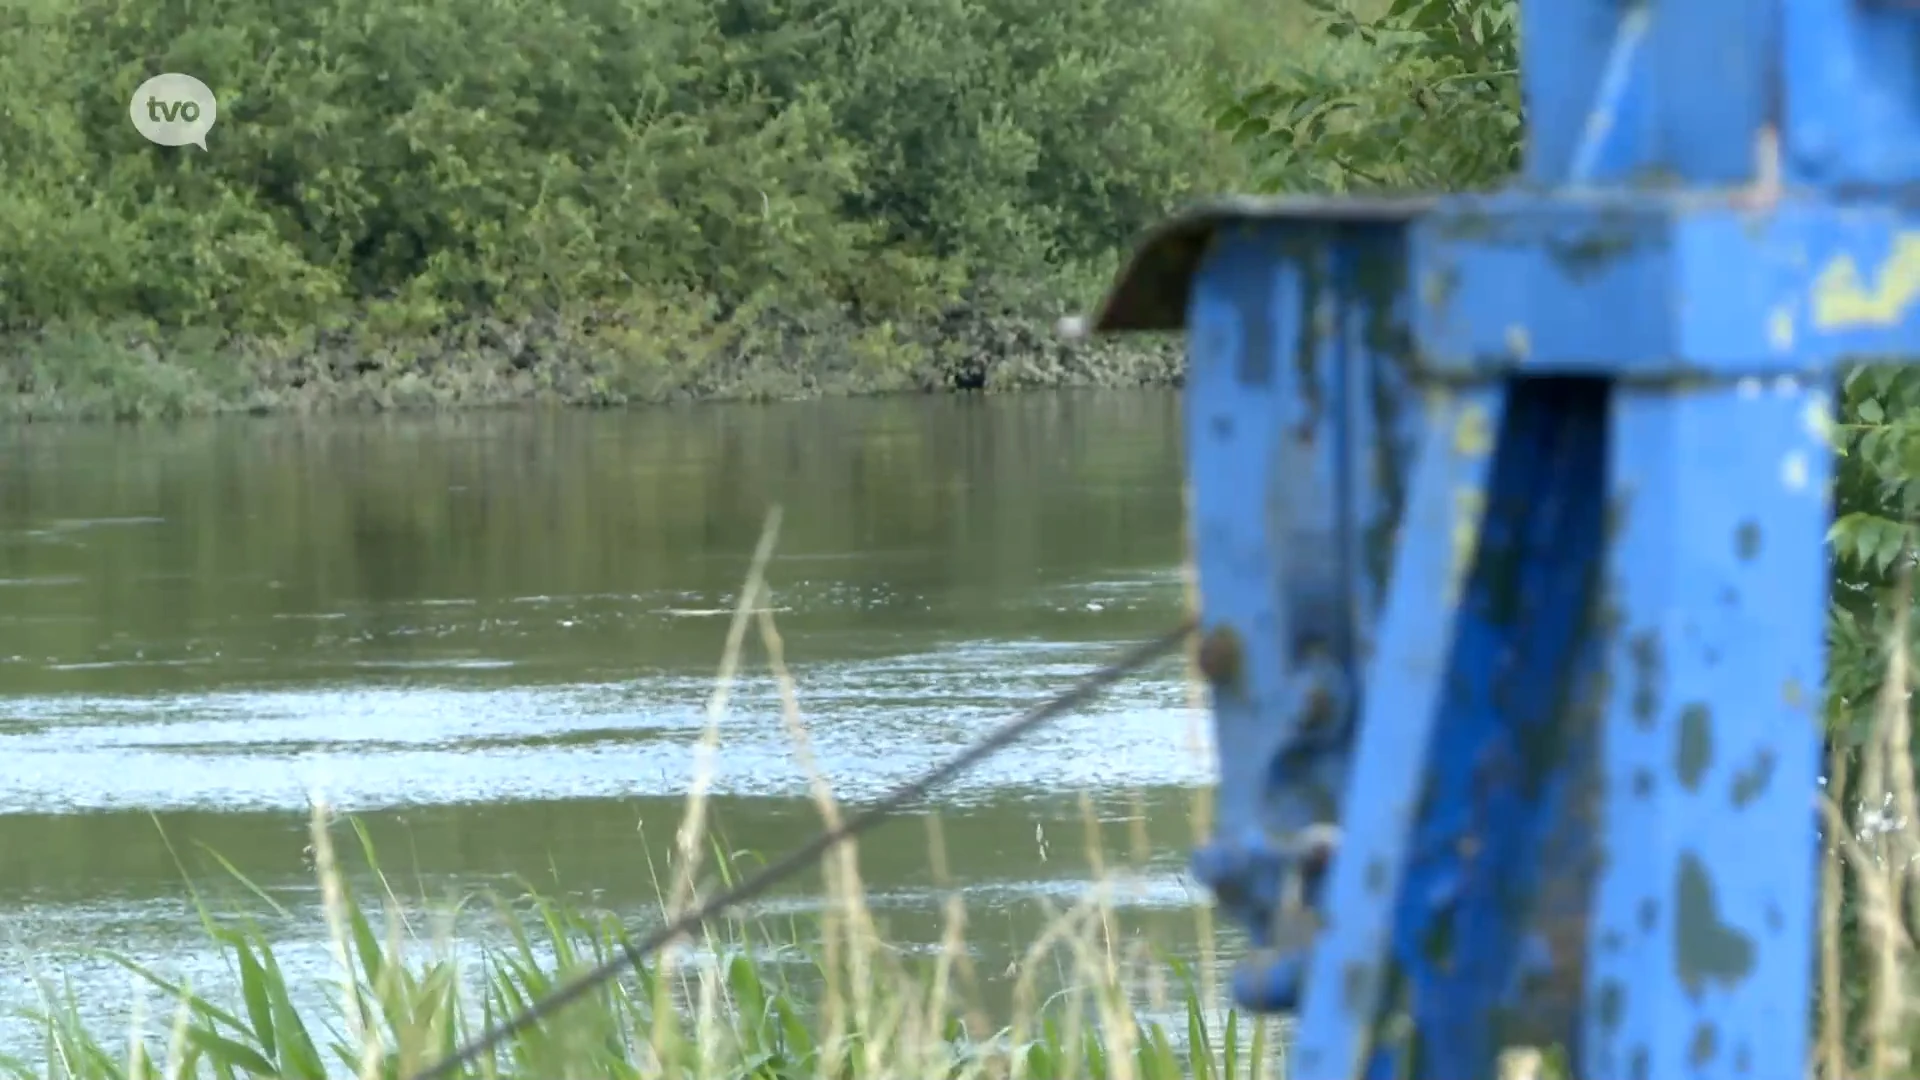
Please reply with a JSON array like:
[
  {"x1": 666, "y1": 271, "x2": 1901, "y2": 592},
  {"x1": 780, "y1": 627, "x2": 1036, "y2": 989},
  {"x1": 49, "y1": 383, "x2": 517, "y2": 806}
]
[
  {"x1": 1730, "y1": 748, "x2": 1776, "y2": 808},
  {"x1": 1545, "y1": 225, "x2": 1642, "y2": 281},
  {"x1": 1735, "y1": 520, "x2": 1761, "y2": 560},
  {"x1": 1604, "y1": 493, "x2": 1631, "y2": 543},
  {"x1": 1342, "y1": 961, "x2": 1372, "y2": 1014},
  {"x1": 1637, "y1": 897, "x2": 1658, "y2": 933},
  {"x1": 1688, "y1": 1022, "x2": 1718, "y2": 1067},
  {"x1": 1676, "y1": 703, "x2": 1713, "y2": 791},
  {"x1": 1365, "y1": 858, "x2": 1388, "y2": 894},
  {"x1": 1628, "y1": 631, "x2": 1662, "y2": 728},
  {"x1": 1300, "y1": 683, "x2": 1339, "y2": 729},
  {"x1": 1630, "y1": 1045, "x2": 1650, "y2": 1080},
  {"x1": 1782, "y1": 677, "x2": 1806, "y2": 710},
  {"x1": 1196, "y1": 626, "x2": 1243, "y2": 687},
  {"x1": 1421, "y1": 266, "x2": 1459, "y2": 312},
  {"x1": 1675, "y1": 852, "x2": 1757, "y2": 997},
  {"x1": 1595, "y1": 596, "x2": 1624, "y2": 635},
  {"x1": 1294, "y1": 267, "x2": 1330, "y2": 440},
  {"x1": 1632, "y1": 768, "x2": 1655, "y2": 797},
  {"x1": 1596, "y1": 979, "x2": 1625, "y2": 1031},
  {"x1": 1236, "y1": 258, "x2": 1277, "y2": 387},
  {"x1": 1300, "y1": 830, "x2": 1337, "y2": 879},
  {"x1": 1421, "y1": 907, "x2": 1458, "y2": 972}
]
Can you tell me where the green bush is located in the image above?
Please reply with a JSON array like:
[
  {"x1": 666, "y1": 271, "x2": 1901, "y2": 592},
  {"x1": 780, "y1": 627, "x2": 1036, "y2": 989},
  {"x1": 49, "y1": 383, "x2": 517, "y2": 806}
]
[
  {"x1": 0, "y1": 0, "x2": 1253, "y2": 338},
  {"x1": 0, "y1": 0, "x2": 1300, "y2": 415}
]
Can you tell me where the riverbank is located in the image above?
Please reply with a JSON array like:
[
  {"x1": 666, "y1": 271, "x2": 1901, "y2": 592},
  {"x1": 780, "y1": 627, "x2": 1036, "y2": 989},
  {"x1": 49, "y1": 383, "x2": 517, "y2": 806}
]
[
  {"x1": 2, "y1": 294, "x2": 1183, "y2": 423},
  {"x1": 5, "y1": 0, "x2": 1256, "y2": 426}
]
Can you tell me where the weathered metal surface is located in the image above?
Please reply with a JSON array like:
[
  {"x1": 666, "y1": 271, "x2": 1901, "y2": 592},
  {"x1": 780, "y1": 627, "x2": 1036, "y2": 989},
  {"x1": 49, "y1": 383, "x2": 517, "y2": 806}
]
[
  {"x1": 1088, "y1": 196, "x2": 1433, "y2": 334},
  {"x1": 1077, "y1": 1, "x2": 1874, "y2": 1077},
  {"x1": 1181, "y1": 218, "x2": 1427, "y2": 1013},
  {"x1": 1579, "y1": 382, "x2": 1829, "y2": 1080}
]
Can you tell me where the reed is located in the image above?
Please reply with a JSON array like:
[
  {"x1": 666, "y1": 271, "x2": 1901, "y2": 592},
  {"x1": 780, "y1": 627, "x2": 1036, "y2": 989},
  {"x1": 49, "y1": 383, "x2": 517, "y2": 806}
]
[
  {"x1": 3, "y1": 509, "x2": 1271, "y2": 1080},
  {"x1": 22, "y1": 507, "x2": 1906, "y2": 1080}
]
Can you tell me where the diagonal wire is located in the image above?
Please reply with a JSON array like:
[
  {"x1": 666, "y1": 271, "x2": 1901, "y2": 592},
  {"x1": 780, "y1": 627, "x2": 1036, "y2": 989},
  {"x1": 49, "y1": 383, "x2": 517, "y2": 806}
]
[{"x1": 408, "y1": 617, "x2": 1197, "y2": 1080}]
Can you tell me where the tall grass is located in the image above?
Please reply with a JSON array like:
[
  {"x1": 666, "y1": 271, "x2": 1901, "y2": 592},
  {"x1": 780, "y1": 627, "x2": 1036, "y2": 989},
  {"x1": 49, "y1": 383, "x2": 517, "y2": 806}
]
[
  {"x1": 3, "y1": 810, "x2": 1269, "y2": 1080},
  {"x1": 3, "y1": 509, "x2": 1271, "y2": 1080},
  {"x1": 12, "y1": 509, "x2": 1917, "y2": 1080}
]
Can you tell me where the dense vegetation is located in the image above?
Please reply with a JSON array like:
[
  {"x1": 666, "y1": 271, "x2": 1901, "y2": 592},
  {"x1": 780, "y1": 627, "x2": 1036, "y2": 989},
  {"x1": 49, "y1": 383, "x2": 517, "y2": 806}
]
[
  {"x1": 1, "y1": 0, "x2": 1297, "y2": 418},
  {"x1": 20, "y1": 0, "x2": 1920, "y2": 1072}
]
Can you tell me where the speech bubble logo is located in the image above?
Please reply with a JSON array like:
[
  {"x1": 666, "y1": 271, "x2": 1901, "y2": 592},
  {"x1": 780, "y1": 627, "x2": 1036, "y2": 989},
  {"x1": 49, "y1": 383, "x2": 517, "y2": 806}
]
[{"x1": 129, "y1": 73, "x2": 218, "y2": 150}]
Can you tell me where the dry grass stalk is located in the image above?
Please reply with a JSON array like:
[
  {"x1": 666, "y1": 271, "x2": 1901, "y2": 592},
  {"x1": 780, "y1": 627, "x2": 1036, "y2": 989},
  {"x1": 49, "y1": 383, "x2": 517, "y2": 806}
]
[
  {"x1": 1821, "y1": 560, "x2": 1920, "y2": 1079},
  {"x1": 1868, "y1": 563, "x2": 1915, "y2": 1078},
  {"x1": 21, "y1": 504, "x2": 1240, "y2": 1080},
  {"x1": 754, "y1": 598, "x2": 883, "y2": 1077},
  {"x1": 1819, "y1": 738, "x2": 1849, "y2": 1080},
  {"x1": 669, "y1": 506, "x2": 786, "y2": 917},
  {"x1": 650, "y1": 506, "x2": 784, "y2": 1069},
  {"x1": 309, "y1": 797, "x2": 383, "y2": 1080},
  {"x1": 1179, "y1": 482, "x2": 1221, "y2": 1014}
]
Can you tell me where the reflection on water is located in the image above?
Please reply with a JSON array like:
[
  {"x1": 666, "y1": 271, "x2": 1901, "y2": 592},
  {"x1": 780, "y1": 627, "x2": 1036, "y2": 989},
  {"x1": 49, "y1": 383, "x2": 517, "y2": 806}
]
[
  {"x1": 4, "y1": 614, "x2": 1204, "y2": 815},
  {"x1": 0, "y1": 391, "x2": 1238, "y2": 1053}
]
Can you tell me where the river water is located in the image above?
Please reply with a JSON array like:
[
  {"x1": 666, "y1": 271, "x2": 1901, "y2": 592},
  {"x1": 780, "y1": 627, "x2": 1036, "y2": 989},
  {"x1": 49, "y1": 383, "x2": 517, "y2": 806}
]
[{"x1": 0, "y1": 390, "x2": 1230, "y2": 1057}]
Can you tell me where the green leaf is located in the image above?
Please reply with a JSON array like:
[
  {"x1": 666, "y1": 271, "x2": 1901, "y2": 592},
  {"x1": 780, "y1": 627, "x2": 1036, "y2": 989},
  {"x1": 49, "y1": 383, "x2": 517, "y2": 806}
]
[
  {"x1": 234, "y1": 939, "x2": 278, "y2": 1062},
  {"x1": 183, "y1": 1026, "x2": 277, "y2": 1077}
]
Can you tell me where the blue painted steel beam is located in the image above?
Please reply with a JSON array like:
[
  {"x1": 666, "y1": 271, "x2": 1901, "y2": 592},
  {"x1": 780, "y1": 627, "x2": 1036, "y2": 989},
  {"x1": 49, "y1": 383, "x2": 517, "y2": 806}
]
[
  {"x1": 1182, "y1": 218, "x2": 1425, "y2": 1012},
  {"x1": 1580, "y1": 382, "x2": 1831, "y2": 1080},
  {"x1": 1416, "y1": 196, "x2": 1920, "y2": 375},
  {"x1": 1073, "y1": 0, "x2": 1904, "y2": 1076}
]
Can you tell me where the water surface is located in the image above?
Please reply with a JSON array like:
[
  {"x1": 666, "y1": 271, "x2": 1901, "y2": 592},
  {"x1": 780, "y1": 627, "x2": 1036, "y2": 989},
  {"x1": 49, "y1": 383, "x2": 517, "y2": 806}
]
[{"x1": 0, "y1": 391, "x2": 1228, "y2": 1053}]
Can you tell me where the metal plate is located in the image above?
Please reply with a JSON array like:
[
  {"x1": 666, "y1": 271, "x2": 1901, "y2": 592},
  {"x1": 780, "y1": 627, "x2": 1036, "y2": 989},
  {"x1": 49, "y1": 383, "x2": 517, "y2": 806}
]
[{"x1": 1084, "y1": 195, "x2": 1435, "y2": 334}]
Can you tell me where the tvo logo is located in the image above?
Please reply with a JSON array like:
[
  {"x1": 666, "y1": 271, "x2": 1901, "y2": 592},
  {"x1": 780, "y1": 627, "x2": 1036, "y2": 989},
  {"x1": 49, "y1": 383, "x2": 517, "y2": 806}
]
[{"x1": 129, "y1": 73, "x2": 218, "y2": 150}]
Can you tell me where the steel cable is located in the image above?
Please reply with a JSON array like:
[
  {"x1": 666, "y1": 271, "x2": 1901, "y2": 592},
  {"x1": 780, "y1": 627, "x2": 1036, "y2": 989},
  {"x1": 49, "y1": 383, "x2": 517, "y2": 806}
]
[{"x1": 409, "y1": 618, "x2": 1197, "y2": 1080}]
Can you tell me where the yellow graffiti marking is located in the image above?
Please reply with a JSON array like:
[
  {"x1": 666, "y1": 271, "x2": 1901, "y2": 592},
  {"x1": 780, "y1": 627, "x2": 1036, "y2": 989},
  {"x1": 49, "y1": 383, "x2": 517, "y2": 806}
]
[
  {"x1": 1453, "y1": 404, "x2": 1493, "y2": 458},
  {"x1": 1447, "y1": 486, "x2": 1487, "y2": 603},
  {"x1": 1812, "y1": 232, "x2": 1920, "y2": 330},
  {"x1": 1504, "y1": 324, "x2": 1532, "y2": 360},
  {"x1": 1766, "y1": 306, "x2": 1794, "y2": 352}
]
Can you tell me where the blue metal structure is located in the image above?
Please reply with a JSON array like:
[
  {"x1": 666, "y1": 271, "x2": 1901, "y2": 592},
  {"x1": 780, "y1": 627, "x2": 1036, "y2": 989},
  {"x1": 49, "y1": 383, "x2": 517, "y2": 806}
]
[{"x1": 1071, "y1": 2, "x2": 1919, "y2": 1077}]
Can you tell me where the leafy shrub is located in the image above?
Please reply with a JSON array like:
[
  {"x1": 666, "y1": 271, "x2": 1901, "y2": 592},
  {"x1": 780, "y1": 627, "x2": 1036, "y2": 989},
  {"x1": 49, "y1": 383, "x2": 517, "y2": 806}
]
[{"x1": 0, "y1": 0, "x2": 1254, "y2": 343}]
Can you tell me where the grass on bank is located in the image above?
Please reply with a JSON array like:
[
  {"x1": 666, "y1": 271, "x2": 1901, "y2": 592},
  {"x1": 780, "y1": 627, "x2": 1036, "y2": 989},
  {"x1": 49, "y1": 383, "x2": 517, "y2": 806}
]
[
  {"x1": 3, "y1": 509, "x2": 1268, "y2": 1080},
  {"x1": 8, "y1": 508, "x2": 1920, "y2": 1080},
  {"x1": 4, "y1": 813, "x2": 1262, "y2": 1080}
]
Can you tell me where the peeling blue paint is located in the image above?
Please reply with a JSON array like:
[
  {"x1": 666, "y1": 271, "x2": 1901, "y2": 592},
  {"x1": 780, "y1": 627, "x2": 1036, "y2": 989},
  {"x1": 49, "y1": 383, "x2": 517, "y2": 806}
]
[{"x1": 1072, "y1": 0, "x2": 1878, "y2": 1075}]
